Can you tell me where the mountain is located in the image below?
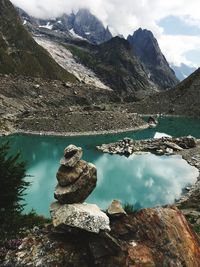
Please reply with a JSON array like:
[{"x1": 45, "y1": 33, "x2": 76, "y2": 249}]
[
  {"x1": 0, "y1": 0, "x2": 75, "y2": 81},
  {"x1": 171, "y1": 63, "x2": 197, "y2": 81},
  {"x1": 127, "y1": 28, "x2": 179, "y2": 90},
  {"x1": 17, "y1": 8, "x2": 112, "y2": 45},
  {"x1": 65, "y1": 36, "x2": 157, "y2": 100},
  {"x1": 15, "y1": 6, "x2": 178, "y2": 98}
]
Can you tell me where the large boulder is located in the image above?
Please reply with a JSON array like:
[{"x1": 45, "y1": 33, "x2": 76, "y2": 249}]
[
  {"x1": 60, "y1": 145, "x2": 83, "y2": 168},
  {"x1": 50, "y1": 202, "x2": 110, "y2": 233},
  {"x1": 56, "y1": 160, "x2": 88, "y2": 186},
  {"x1": 54, "y1": 162, "x2": 97, "y2": 204}
]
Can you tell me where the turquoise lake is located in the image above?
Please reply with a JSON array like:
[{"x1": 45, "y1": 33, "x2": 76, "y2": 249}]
[{"x1": 1, "y1": 116, "x2": 200, "y2": 217}]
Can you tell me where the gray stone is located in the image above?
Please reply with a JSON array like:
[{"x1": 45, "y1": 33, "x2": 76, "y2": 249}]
[
  {"x1": 107, "y1": 200, "x2": 126, "y2": 217},
  {"x1": 50, "y1": 202, "x2": 110, "y2": 233},
  {"x1": 60, "y1": 145, "x2": 83, "y2": 167},
  {"x1": 164, "y1": 141, "x2": 183, "y2": 151},
  {"x1": 178, "y1": 136, "x2": 197, "y2": 149},
  {"x1": 54, "y1": 162, "x2": 97, "y2": 204},
  {"x1": 56, "y1": 160, "x2": 88, "y2": 187}
]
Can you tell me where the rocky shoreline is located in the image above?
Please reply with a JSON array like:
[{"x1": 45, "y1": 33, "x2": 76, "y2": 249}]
[
  {"x1": 97, "y1": 136, "x2": 200, "y2": 229},
  {"x1": 2, "y1": 144, "x2": 200, "y2": 267},
  {"x1": 0, "y1": 123, "x2": 149, "y2": 138}
]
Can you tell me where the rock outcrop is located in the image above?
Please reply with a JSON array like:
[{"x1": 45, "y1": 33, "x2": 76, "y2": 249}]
[
  {"x1": 51, "y1": 145, "x2": 110, "y2": 234},
  {"x1": 3, "y1": 206, "x2": 200, "y2": 267}
]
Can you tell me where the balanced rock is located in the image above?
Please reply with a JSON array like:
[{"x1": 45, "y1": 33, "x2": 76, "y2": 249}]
[
  {"x1": 107, "y1": 200, "x2": 126, "y2": 217},
  {"x1": 60, "y1": 145, "x2": 83, "y2": 167},
  {"x1": 54, "y1": 162, "x2": 97, "y2": 204},
  {"x1": 50, "y1": 202, "x2": 110, "y2": 233},
  {"x1": 57, "y1": 160, "x2": 88, "y2": 187}
]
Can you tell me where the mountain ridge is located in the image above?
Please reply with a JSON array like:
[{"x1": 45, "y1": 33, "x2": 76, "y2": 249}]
[{"x1": 127, "y1": 28, "x2": 179, "y2": 89}]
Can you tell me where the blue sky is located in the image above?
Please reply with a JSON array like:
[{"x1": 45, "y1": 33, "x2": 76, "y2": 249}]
[
  {"x1": 158, "y1": 16, "x2": 200, "y2": 66},
  {"x1": 12, "y1": 0, "x2": 200, "y2": 67}
]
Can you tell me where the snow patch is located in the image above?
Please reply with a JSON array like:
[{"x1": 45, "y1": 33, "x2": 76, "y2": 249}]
[
  {"x1": 39, "y1": 22, "x2": 53, "y2": 30},
  {"x1": 154, "y1": 132, "x2": 172, "y2": 139},
  {"x1": 34, "y1": 37, "x2": 112, "y2": 91},
  {"x1": 23, "y1": 20, "x2": 27, "y2": 25},
  {"x1": 69, "y1": 28, "x2": 86, "y2": 40}
]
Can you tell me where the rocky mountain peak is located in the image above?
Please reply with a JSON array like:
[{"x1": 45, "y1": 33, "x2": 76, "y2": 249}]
[
  {"x1": 16, "y1": 7, "x2": 112, "y2": 45},
  {"x1": 128, "y1": 28, "x2": 179, "y2": 89},
  {"x1": 128, "y1": 28, "x2": 166, "y2": 66},
  {"x1": 70, "y1": 8, "x2": 112, "y2": 44}
]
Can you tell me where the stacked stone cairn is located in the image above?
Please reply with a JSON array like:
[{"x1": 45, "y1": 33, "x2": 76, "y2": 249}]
[{"x1": 50, "y1": 145, "x2": 110, "y2": 234}]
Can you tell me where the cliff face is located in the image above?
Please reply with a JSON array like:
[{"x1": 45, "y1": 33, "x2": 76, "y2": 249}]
[
  {"x1": 66, "y1": 37, "x2": 157, "y2": 99},
  {"x1": 128, "y1": 28, "x2": 179, "y2": 90},
  {"x1": 0, "y1": 0, "x2": 75, "y2": 81},
  {"x1": 72, "y1": 9, "x2": 112, "y2": 44},
  {"x1": 3, "y1": 206, "x2": 200, "y2": 267}
]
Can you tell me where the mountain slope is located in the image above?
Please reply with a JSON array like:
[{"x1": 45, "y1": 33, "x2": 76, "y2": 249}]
[
  {"x1": 0, "y1": 0, "x2": 76, "y2": 81},
  {"x1": 171, "y1": 63, "x2": 197, "y2": 81},
  {"x1": 34, "y1": 36, "x2": 111, "y2": 90},
  {"x1": 131, "y1": 67, "x2": 200, "y2": 116},
  {"x1": 128, "y1": 28, "x2": 179, "y2": 89},
  {"x1": 65, "y1": 37, "x2": 157, "y2": 99}
]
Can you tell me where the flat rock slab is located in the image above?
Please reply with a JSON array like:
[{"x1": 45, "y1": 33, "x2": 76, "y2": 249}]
[{"x1": 50, "y1": 202, "x2": 110, "y2": 233}]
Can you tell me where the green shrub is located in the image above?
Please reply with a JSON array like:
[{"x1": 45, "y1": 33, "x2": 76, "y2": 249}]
[
  {"x1": 123, "y1": 203, "x2": 135, "y2": 213},
  {"x1": 0, "y1": 142, "x2": 49, "y2": 241}
]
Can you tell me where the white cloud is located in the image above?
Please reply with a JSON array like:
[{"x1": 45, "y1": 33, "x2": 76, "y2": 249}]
[
  {"x1": 11, "y1": 0, "x2": 200, "y2": 66},
  {"x1": 158, "y1": 35, "x2": 200, "y2": 66},
  {"x1": 11, "y1": 0, "x2": 200, "y2": 35}
]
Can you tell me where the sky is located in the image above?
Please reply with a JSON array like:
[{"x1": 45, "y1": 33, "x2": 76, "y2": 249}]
[{"x1": 11, "y1": 0, "x2": 200, "y2": 67}]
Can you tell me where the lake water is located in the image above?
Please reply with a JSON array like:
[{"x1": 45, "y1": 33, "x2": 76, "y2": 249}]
[{"x1": 0, "y1": 116, "x2": 200, "y2": 217}]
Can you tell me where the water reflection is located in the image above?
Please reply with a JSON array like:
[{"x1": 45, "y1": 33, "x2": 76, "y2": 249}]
[
  {"x1": 88, "y1": 153, "x2": 198, "y2": 210},
  {"x1": 24, "y1": 150, "x2": 198, "y2": 217},
  {"x1": 1, "y1": 116, "x2": 200, "y2": 217}
]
